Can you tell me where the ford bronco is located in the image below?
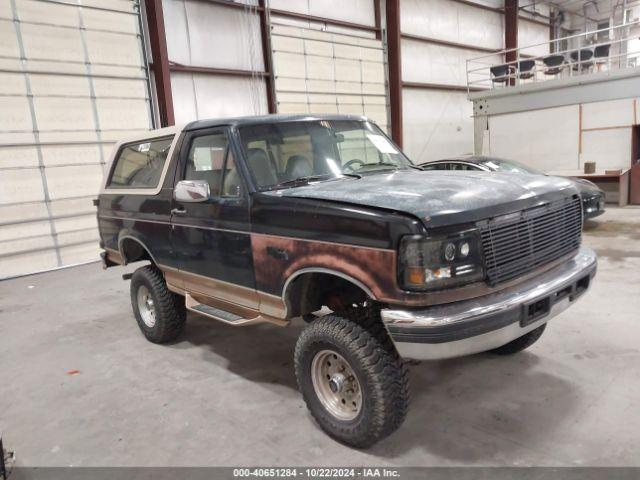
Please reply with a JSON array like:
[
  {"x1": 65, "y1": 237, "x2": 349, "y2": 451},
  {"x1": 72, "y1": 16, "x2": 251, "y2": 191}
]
[{"x1": 97, "y1": 114, "x2": 597, "y2": 447}]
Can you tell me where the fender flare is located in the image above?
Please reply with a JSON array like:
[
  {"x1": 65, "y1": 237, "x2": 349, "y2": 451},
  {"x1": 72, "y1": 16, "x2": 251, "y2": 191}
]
[{"x1": 117, "y1": 233, "x2": 158, "y2": 266}]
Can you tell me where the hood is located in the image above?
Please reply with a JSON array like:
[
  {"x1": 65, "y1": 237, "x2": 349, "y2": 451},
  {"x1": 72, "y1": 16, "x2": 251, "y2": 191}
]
[
  {"x1": 267, "y1": 170, "x2": 578, "y2": 228},
  {"x1": 568, "y1": 177, "x2": 603, "y2": 194}
]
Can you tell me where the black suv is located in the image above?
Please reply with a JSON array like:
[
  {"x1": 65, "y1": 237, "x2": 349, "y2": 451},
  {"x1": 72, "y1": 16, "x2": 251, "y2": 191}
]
[{"x1": 97, "y1": 114, "x2": 596, "y2": 447}]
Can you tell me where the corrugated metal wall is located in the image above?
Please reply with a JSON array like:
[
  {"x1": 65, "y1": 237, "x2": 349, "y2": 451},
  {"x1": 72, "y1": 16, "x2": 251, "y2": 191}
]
[
  {"x1": 0, "y1": 0, "x2": 152, "y2": 279},
  {"x1": 400, "y1": 0, "x2": 549, "y2": 164},
  {"x1": 271, "y1": 22, "x2": 387, "y2": 131},
  {"x1": 162, "y1": 0, "x2": 268, "y2": 123}
]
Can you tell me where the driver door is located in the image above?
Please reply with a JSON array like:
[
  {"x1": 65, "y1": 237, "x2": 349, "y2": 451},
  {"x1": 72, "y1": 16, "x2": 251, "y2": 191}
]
[{"x1": 170, "y1": 127, "x2": 259, "y2": 309}]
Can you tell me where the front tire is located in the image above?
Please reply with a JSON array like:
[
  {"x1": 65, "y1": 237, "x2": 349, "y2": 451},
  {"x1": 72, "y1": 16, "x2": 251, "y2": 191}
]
[
  {"x1": 294, "y1": 313, "x2": 409, "y2": 448},
  {"x1": 130, "y1": 265, "x2": 186, "y2": 343},
  {"x1": 490, "y1": 323, "x2": 547, "y2": 355}
]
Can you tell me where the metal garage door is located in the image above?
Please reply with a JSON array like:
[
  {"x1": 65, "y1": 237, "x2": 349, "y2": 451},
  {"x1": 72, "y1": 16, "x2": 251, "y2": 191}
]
[
  {"x1": 270, "y1": 22, "x2": 388, "y2": 132},
  {"x1": 0, "y1": 0, "x2": 152, "y2": 279}
]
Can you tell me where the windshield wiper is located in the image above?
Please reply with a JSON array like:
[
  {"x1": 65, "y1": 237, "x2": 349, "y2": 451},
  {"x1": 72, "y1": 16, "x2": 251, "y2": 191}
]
[{"x1": 273, "y1": 173, "x2": 361, "y2": 189}]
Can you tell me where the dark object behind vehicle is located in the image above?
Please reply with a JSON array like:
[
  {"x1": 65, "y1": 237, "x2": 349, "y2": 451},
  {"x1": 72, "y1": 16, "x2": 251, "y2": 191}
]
[{"x1": 420, "y1": 155, "x2": 605, "y2": 220}]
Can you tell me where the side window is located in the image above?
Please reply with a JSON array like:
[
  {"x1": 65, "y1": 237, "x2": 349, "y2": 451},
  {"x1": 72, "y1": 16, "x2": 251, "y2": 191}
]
[
  {"x1": 422, "y1": 163, "x2": 448, "y2": 171},
  {"x1": 453, "y1": 163, "x2": 482, "y2": 171},
  {"x1": 185, "y1": 132, "x2": 229, "y2": 197},
  {"x1": 450, "y1": 163, "x2": 478, "y2": 171},
  {"x1": 108, "y1": 136, "x2": 173, "y2": 188},
  {"x1": 222, "y1": 151, "x2": 241, "y2": 197}
]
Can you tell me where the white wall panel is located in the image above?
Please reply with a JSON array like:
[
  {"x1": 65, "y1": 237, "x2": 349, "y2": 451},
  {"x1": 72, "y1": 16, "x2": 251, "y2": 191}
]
[
  {"x1": 581, "y1": 128, "x2": 632, "y2": 171},
  {"x1": 170, "y1": 72, "x2": 198, "y2": 122},
  {"x1": 40, "y1": 145, "x2": 102, "y2": 167},
  {"x1": 0, "y1": 22, "x2": 20, "y2": 57},
  {"x1": 33, "y1": 97, "x2": 95, "y2": 131},
  {"x1": 518, "y1": 20, "x2": 550, "y2": 57},
  {"x1": 19, "y1": 23, "x2": 84, "y2": 62},
  {"x1": 0, "y1": 169, "x2": 46, "y2": 204},
  {"x1": 400, "y1": 0, "x2": 504, "y2": 50},
  {"x1": 162, "y1": 0, "x2": 268, "y2": 124},
  {"x1": 0, "y1": 250, "x2": 59, "y2": 279},
  {"x1": 170, "y1": 73, "x2": 268, "y2": 124},
  {"x1": 489, "y1": 106, "x2": 580, "y2": 172},
  {"x1": 403, "y1": 89, "x2": 474, "y2": 163},
  {"x1": 399, "y1": 0, "x2": 503, "y2": 157},
  {"x1": 97, "y1": 98, "x2": 151, "y2": 130},
  {"x1": 271, "y1": 24, "x2": 387, "y2": 131},
  {"x1": 0, "y1": 96, "x2": 33, "y2": 131},
  {"x1": 85, "y1": 30, "x2": 143, "y2": 65},
  {"x1": 0, "y1": 0, "x2": 151, "y2": 279},
  {"x1": 271, "y1": 15, "x2": 376, "y2": 39},
  {"x1": 582, "y1": 99, "x2": 636, "y2": 129},
  {"x1": 0, "y1": 147, "x2": 38, "y2": 169},
  {"x1": 16, "y1": 0, "x2": 77, "y2": 26},
  {"x1": 402, "y1": 39, "x2": 501, "y2": 86},
  {"x1": 269, "y1": 0, "x2": 376, "y2": 27},
  {"x1": 163, "y1": 0, "x2": 264, "y2": 71}
]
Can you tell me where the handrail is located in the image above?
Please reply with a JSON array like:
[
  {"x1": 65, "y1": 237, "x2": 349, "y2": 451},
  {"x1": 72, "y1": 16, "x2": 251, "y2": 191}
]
[
  {"x1": 466, "y1": 19, "x2": 640, "y2": 93},
  {"x1": 469, "y1": 20, "x2": 640, "y2": 63}
]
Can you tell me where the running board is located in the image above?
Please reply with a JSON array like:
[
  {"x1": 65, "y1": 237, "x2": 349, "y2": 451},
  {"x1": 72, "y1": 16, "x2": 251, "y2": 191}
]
[{"x1": 185, "y1": 294, "x2": 287, "y2": 326}]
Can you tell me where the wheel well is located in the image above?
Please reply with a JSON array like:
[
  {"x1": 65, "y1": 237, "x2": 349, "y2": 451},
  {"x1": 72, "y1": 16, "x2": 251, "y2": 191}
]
[
  {"x1": 285, "y1": 272, "x2": 370, "y2": 317},
  {"x1": 120, "y1": 237, "x2": 154, "y2": 265}
]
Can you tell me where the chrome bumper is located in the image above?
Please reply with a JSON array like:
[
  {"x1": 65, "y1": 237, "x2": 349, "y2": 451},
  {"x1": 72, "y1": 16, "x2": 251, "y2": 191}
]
[{"x1": 381, "y1": 247, "x2": 597, "y2": 360}]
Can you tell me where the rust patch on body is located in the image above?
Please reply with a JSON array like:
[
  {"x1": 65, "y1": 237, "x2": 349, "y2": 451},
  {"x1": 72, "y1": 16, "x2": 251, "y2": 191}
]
[{"x1": 251, "y1": 233, "x2": 398, "y2": 302}]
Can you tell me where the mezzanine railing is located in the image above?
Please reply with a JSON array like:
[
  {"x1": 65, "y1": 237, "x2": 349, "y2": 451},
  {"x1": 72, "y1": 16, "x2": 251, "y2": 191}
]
[{"x1": 466, "y1": 20, "x2": 640, "y2": 93}]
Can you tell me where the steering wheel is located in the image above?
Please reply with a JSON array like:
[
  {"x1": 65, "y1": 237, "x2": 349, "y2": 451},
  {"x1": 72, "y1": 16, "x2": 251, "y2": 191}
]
[{"x1": 343, "y1": 159, "x2": 365, "y2": 173}]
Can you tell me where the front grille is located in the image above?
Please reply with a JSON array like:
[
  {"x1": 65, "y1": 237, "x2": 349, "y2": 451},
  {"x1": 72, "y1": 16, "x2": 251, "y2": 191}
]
[{"x1": 480, "y1": 196, "x2": 582, "y2": 286}]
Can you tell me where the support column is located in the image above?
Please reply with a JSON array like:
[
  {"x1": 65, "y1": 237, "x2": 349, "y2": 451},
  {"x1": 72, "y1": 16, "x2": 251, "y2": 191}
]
[
  {"x1": 145, "y1": 0, "x2": 174, "y2": 127},
  {"x1": 258, "y1": 0, "x2": 277, "y2": 114},
  {"x1": 473, "y1": 113, "x2": 488, "y2": 155},
  {"x1": 505, "y1": 0, "x2": 519, "y2": 67},
  {"x1": 374, "y1": 0, "x2": 381, "y2": 40},
  {"x1": 385, "y1": 0, "x2": 402, "y2": 147}
]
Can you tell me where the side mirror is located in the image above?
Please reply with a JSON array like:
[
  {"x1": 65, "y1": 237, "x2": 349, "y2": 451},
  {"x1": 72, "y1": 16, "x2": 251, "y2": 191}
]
[{"x1": 174, "y1": 180, "x2": 210, "y2": 203}]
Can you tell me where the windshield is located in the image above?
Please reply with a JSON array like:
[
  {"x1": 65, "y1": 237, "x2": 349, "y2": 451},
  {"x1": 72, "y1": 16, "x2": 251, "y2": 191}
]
[
  {"x1": 237, "y1": 120, "x2": 414, "y2": 190},
  {"x1": 478, "y1": 157, "x2": 543, "y2": 175}
]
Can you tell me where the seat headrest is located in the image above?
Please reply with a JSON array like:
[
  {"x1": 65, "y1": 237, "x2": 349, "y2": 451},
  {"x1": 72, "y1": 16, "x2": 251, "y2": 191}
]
[
  {"x1": 246, "y1": 148, "x2": 277, "y2": 187},
  {"x1": 285, "y1": 155, "x2": 313, "y2": 179}
]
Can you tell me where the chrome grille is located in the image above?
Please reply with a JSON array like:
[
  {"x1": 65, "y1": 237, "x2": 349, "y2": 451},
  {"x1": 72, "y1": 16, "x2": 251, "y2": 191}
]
[{"x1": 480, "y1": 196, "x2": 582, "y2": 286}]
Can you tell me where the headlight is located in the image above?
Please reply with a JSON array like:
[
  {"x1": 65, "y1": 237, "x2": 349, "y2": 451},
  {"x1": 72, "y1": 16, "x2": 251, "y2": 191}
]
[{"x1": 399, "y1": 230, "x2": 485, "y2": 291}]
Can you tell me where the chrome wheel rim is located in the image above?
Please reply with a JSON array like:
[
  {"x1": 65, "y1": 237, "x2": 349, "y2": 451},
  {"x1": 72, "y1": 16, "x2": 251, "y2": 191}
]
[
  {"x1": 137, "y1": 285, "x2": 156, "y2": 328},
  {"x1": 311, "y1": 349, "x2": 362, "y2": 421}
]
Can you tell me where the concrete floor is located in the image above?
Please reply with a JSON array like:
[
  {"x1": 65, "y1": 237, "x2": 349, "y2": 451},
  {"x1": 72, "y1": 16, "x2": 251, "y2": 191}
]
[{"x1": 1, "y1": 207, "x2": 639, "y2": 467}]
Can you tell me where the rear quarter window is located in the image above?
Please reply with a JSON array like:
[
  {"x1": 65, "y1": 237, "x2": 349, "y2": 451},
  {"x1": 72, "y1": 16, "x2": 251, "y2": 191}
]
[{"x1": 107, "y1": 136, "x2": 174, "y2": 189}]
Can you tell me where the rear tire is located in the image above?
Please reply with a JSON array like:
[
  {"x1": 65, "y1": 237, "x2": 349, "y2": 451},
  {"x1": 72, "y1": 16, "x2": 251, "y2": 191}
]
[
  {"x1": 130, "y1": 265, "x2": 186, "y2": 343},
  {"x1": 490, "y1": 323, "x2": 547, "y2": 355},
  {"x1": 294, "y1": 313, "x2": 409, "y2": 448}
]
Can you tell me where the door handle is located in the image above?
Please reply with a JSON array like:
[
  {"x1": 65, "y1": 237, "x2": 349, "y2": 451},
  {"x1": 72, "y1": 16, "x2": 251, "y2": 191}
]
[{"x1": 171, "y1": 207, "x2": 187, "y2": 216}]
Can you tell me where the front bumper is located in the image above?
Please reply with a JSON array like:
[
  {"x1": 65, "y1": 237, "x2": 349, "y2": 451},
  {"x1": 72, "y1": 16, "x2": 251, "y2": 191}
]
[{"x1": 381, "y1": 247, "x2": 597, "y2": 360}]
